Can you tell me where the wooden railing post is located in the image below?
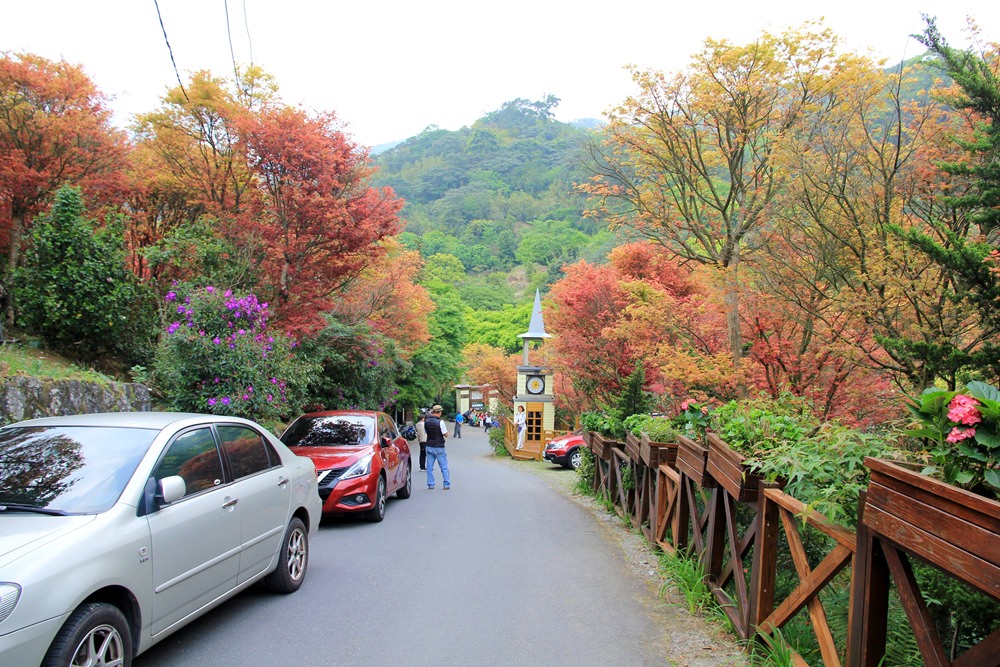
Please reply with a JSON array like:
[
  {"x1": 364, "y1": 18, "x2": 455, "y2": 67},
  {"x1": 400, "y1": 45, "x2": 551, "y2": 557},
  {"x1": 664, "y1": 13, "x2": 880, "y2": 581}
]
[
  {"x1": 848, "y1": 491, "x2": 888, "y2": 667},
  {"x1": 750, "y1": 482, "x2": 780, "y2": 633}
]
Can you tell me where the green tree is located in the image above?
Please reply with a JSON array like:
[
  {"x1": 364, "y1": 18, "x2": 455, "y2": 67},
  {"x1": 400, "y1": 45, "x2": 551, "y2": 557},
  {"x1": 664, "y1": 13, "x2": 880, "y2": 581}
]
[
  {"x1": 901, "y1": 17, "x2": 1000, "y2": 356},
  {"x1": 14, "y1": 186, "x2": 157, "y2": 368},
  {"x1": 300, "y1": 318, "x2": 411, "y2": 411},
  {"x1": 465, "y1": 301, "x2": 533, "y2": 353}
]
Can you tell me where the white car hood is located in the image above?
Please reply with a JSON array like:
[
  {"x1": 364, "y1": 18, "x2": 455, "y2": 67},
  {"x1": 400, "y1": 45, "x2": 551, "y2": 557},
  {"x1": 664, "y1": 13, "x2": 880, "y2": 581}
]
[{"x1": 0, "y1": 514, "x2": 97, "y2": 566}]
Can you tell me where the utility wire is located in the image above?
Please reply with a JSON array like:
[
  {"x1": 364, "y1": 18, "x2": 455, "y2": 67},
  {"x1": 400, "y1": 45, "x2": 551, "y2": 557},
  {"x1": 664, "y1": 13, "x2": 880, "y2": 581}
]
[
  {"x1": 223, "y1": 0, "x2": 242, "y2": 92},
  {"x1": 153, "y1": 0, "x2": 190, "y2": 103},
  {"x1": 243, "y1": 0, "x2": 254, "y2": 68}
]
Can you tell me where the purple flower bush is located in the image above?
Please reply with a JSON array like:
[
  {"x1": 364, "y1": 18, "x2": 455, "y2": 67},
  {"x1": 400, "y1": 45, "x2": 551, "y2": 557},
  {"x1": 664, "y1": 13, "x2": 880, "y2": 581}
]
[{"x1": 154, "y1": 286, "x2": 317, "y2": 422}]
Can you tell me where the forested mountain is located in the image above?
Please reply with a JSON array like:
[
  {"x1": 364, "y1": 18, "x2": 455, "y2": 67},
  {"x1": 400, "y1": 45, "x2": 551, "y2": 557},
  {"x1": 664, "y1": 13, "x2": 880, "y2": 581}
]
[{"x1": 372, "y1": 96, "x2": 618, "y2": 308}]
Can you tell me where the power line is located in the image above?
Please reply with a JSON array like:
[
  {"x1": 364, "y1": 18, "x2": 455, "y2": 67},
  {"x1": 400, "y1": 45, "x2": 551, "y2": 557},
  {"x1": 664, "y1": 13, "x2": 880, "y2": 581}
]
[
  {"x1": 223, "y1": 0, "x2": 241, "y2": 92},
  {"x1": 243, "y1": 0, "x2": 254, "y2": 68},
  {"x1": 152, "y1": 0, "x2": 190, "y2": 103}
]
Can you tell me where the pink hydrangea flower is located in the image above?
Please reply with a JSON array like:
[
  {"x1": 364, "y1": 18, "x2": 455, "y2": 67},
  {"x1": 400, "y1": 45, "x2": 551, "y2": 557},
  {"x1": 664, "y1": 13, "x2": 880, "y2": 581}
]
[
  {"x1": 946, "y1": 426, "x2": 977, "y2": 443},
  {"x1": 947, "y1": 394, "x2": 982, "y2": 426}
]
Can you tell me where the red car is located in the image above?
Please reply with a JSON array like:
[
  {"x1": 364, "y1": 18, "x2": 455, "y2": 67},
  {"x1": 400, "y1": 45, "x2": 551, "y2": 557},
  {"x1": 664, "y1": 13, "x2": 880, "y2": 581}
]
[
  {"x1": 280, "y1": 410, "x2": 411, "y2": 522},
  {"x1": 544, "y1": 431, "x2": 585, "y2": 470}
]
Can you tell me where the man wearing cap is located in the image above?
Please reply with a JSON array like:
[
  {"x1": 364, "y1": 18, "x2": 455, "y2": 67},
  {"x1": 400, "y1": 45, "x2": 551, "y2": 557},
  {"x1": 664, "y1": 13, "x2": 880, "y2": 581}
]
[{"x1": 424, "y1": 405, "x2": 451, "y2": 490}]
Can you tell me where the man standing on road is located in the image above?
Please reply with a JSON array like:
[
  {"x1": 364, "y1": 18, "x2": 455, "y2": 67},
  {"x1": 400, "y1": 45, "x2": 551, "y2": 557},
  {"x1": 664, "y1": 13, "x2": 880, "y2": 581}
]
[
  {"x1": 424, "y1": 405, "x2": 450, "y2": 490},
  {"x1": 454, "y1": 410, "x2": 464, "y2": 438},
  {"x1": 415, "y1": 412, "x2": 428, "y2": 471}
]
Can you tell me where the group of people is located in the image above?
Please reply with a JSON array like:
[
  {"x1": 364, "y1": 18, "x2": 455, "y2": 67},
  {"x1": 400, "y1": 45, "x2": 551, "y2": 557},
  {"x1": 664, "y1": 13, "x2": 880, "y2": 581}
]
[{"x1": 411, "y1": 405, "x2": 530, "y2": 490}]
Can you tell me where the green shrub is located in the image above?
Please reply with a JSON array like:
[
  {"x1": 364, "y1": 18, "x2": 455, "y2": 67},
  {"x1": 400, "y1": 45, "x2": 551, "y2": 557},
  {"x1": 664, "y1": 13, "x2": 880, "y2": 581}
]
[
  {"x1": 711, "y1": 394, "x2": 818, "y2": 457},
  {"x1": 575, "y1": 445, "x2": 595, "y2": 494},
  {"x1": 13, "y1": 186, "x2": 158, "y2": 368},
  {"x1": 487, "y1": 427, "x2": 508, "y2": 456},
  {"x1": 153, "y1": 286, "x2": 317, "y2": 422},
  {"x1": 580, "y1": 410, "x2": 625, "y2": 440},
  {"x1": 624, "y1": 413, "x2": 680, "y2": 442}
]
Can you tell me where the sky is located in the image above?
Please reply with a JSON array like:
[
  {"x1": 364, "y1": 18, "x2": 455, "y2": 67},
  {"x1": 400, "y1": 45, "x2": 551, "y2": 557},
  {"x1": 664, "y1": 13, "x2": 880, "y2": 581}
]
[{"x1": 2, "y1": 0, "x2": 999, "y2": 148}]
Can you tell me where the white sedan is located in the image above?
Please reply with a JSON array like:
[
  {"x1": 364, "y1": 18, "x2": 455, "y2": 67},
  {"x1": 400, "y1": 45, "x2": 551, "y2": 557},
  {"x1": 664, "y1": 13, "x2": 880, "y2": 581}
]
[{"x1": 0, "y1": 412, "x2": 322, "y2": 667}]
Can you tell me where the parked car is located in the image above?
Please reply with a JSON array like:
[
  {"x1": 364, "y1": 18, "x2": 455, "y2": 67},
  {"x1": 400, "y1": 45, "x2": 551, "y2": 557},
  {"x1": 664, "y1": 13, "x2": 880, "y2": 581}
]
[
  {"x1": 0, "y1": 411, "x2": 321, "y2": 667},
  {"x1": 544, "y1": 431, "x2": 585, "y2": 470},
  {"x1": 280, "y1": 410, "x2": 411, "y2": 522}
]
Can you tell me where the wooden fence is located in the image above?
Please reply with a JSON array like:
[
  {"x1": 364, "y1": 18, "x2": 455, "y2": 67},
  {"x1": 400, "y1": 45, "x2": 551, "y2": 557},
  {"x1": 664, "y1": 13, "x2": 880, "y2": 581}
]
[{"x1": 584, "y1": 432, "x2": 1000, "y2": 667}]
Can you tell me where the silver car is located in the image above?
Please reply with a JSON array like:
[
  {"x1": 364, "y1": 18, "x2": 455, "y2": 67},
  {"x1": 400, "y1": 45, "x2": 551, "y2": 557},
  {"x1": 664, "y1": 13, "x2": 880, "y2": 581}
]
[{"x1": 0, "y1": 412, "x2": 322, "y2": 667}]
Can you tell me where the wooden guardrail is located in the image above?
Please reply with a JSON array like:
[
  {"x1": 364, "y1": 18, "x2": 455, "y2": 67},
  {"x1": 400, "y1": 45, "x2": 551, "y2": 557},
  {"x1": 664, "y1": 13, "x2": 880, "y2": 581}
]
[{"x1": 584, "y1": 431, "x2": 1000, "y2": 667}]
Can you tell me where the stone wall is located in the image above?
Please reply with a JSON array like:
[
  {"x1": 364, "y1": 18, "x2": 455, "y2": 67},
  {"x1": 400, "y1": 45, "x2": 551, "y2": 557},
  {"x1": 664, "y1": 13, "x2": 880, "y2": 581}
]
[{"x1": 0, "y1": 376, "x2": 152, "y2": 425}]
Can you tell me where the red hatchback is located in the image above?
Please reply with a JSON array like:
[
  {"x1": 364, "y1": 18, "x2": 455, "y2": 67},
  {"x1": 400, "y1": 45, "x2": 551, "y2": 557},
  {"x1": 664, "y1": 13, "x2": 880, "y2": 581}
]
[{"x1": 280, "y1": 410, "x2": 412, "y2": 522}]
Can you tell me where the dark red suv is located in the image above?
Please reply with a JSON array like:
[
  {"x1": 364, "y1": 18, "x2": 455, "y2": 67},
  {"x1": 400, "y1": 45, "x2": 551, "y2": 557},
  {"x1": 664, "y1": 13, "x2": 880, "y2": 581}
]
[
  {"x1": 544, "y1": 431, "x2": 584, "y2": 470},
  {"x1": 280, "y1": 410, "x2": 411, "y2": 522}
]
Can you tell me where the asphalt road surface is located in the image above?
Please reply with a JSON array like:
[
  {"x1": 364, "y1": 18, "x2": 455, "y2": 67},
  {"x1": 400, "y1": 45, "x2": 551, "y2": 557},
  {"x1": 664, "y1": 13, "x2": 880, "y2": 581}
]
[{"x1": 136, "y1": 425, "x2": 733, "y2": 667}]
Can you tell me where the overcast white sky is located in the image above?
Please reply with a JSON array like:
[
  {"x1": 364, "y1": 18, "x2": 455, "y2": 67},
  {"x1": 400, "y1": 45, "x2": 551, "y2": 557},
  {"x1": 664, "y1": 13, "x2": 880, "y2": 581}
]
[{"x1": 2, "y1": 0, "x2": 998, "y2": 147}]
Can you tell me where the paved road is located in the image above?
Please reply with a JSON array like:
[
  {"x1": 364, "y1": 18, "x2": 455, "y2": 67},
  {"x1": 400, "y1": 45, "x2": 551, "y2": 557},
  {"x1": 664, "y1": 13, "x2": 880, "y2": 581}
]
[{"x1": 135, "y1": 426, "x2": 707, "y2": 666}]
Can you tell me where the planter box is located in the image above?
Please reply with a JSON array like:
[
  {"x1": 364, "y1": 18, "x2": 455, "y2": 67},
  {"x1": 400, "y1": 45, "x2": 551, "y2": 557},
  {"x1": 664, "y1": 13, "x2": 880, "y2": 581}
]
[
  {"x1": 585, "y1": 431, "x2": 613, "y2": 461},
  {"x1": 640, "y1": 432, "x2": 677, "y2": 469},
  {"x1": 863, "y1": 457, "x2": 1000, "y2": 600},
  {"x1": 625, "y1": 431, "x2": 642, "y2": 463},
  {"x1": 706, "y1": 433, "x2": 764, "y2": 503},
  {"x1": 676, "y1": 434, "x2": 714, "y2": 487}
]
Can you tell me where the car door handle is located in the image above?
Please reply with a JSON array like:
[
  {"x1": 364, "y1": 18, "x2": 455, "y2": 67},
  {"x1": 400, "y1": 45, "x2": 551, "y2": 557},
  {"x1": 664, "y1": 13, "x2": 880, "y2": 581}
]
[
  {"x1": 222, "y1": 498, "x2": 239, "y2": 509},
  {"x1": 277, "y1": 477, "x2": 289, "y2": 488}
]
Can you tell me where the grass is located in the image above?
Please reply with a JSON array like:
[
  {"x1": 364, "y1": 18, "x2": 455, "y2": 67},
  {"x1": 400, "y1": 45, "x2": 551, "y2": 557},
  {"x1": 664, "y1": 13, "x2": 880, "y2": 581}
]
[{"x1": 0, "y1": 341, "x2": 113, "y2": 383}]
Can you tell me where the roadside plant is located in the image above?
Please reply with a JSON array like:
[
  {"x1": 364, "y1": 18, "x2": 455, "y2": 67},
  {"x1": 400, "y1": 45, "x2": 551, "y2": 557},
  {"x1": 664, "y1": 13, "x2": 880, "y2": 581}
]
[
  {"x1": 675, "y1": 400, "x2": 712, "y2": 440},
  {"x1": 624, "y1": 413, "x2": 680, "y2": 442},
  {"x1": 153, "y1": 285, "x2": 317, "y2": 422},
  {"x1": 904, "y1": 381, "x2": 1000, "y2": 494},
  {"x1": 575, "y1": 445, "x2": 595, "y2": 494},
  {"x1": 710, "y1": 395, "x2": 817, "y2": 457},
  {"x1": 580, "y1": 410, "x2": 625, "y2": 441}
]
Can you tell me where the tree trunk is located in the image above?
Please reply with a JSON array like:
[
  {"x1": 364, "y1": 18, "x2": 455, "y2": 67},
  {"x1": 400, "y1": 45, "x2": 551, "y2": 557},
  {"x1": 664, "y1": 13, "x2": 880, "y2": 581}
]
[
  {"x1": 4, "y1": 212, "x2": 24, "y2": 326},
  {"x1": 722, "y1": 260, "x2": 746, "y2": 397}
]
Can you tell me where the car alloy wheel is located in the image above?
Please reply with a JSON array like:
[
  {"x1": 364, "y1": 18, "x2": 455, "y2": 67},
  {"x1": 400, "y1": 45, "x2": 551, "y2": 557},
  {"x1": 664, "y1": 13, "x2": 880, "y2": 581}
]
[
  {"x1": 42, "y1": 602, "x2": 131, "y2": 667},
  {"x1": 569, "y1": 448, "x2": 583, "y2": 470},
  {"x1": 365, "y1": 476, "x2": 387, "y2": 522},
  {"x1": 264, "y1": 517, "x2": 309, "y2": 593}
]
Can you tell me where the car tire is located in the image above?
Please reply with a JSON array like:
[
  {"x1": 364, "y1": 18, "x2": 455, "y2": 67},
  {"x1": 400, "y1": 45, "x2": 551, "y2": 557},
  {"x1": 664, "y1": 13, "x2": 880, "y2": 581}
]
[
  {"x1": 365, "y1": 475, "x2": 387, "y2": 522},
  {"x1": 263, "y1": 517, "x2": 309, "y2": 594},
  {"x1": 567, "y1": 448, "x2": 583, "y2": 471},
  {"x1": 396, "y1": 462, "x2": 412, "y2": 499},
  {"x1": 42, "y1": 602, "x2": 132, "y2": 667}
]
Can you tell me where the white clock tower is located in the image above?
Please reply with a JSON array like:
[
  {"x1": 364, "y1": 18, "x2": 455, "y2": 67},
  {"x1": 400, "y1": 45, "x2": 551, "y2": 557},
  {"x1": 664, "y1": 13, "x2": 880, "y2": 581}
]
[{"x1": 513, "y1": 290, "x2": 554, "y2": 457}]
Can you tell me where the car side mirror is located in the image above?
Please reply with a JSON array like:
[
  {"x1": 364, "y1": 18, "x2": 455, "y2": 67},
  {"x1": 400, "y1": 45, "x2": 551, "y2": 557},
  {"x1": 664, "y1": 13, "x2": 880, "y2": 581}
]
[
  {"x1": 158, "y1": 476, "x2": 187, "y2": 505},
  {"x1": 380, "y1": 436, "x2": 392, "y2": 448}
]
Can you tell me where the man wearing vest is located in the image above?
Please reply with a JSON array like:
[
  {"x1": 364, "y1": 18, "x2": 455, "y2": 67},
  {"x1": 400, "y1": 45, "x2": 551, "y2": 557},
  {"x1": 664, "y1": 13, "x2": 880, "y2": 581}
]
[{"x1": 425, "y1": 404, "x2": 450, "y2": 490}]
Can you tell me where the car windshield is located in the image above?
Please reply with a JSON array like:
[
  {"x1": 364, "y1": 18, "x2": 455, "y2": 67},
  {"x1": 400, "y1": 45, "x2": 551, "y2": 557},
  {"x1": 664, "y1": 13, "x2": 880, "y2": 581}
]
[
  {"x1": 0, "y1": 425, "x2": 158, "y2": 514},
  {"x1": 281, "y1": 416, "x2": 374, "y2": 447}
]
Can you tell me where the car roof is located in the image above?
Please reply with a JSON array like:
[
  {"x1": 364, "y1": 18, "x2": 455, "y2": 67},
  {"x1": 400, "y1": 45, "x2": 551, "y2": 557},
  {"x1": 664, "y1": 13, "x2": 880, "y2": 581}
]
[
  {"x1": 2, "y1": 411, "x2": 246, "y2": 430},
  {"x1": 296, "y1": 410, "x2": 380, "y2": 419}
]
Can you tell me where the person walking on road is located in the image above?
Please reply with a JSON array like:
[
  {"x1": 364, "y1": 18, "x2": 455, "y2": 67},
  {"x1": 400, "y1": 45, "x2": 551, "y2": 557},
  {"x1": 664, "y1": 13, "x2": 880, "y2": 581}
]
[
  {"x1": 454, "y1": 410, "x2": 464, "y2": 438},
  {"x1": 415, "y1": 412, "x2": 428, "y2": 471},
  {"x1": 515, "y1": 405, "x2": 527, "y2": 450},
  {"x1": 424, "y1": 405, "x2": 450, "y2": 490}
]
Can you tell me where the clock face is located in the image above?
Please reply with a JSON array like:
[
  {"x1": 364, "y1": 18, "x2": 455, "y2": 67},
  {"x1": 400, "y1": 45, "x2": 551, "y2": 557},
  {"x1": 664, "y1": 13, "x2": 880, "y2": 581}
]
[{"x1": 526, "y1": 375, "x2": 545, "y2": 395}]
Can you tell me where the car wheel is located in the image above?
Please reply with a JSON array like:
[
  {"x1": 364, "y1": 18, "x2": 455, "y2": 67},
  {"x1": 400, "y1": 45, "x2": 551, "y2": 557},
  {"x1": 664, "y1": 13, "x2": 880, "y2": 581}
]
[
  {"x1": 567, "y1": 448, "x2": 583, "y2": 471},
  {"x1": 365, "y1": 475, "x2": 387, "y2": 522},
  {"x1": 264, "y1": 517, "x2": 309, "y2": 594},
  {"x1": 42, "y1": 602, "x2": 132, "y2": 667},
  {"x1": 396, "y1": 462, "x2": 412, "y2": 499}
]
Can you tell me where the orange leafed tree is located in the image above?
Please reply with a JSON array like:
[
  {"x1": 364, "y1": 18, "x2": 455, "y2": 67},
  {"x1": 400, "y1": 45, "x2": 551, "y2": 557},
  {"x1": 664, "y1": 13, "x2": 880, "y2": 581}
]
[
  {"x1": 581, "y1": 24, "x2": 854, "y2": 393},
  {"x1": 0, "y1": 53, "x2": 127, "y2": 291},
  {"x1": 328, "y1": 238, "x2": 432, "y2": 357},
  {"x1": 238, "y1": 106, "x2": 403, "y2": 335}
]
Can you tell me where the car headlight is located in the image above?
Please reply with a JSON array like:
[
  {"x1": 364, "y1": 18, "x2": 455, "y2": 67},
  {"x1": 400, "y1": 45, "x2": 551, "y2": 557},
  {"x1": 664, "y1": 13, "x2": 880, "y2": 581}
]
[
  {"x1": 340, "y1": 454, "x2": 374, "y2": 481},
  {"x1": 0, "y1": 583, "x2": 21, "y2": 624}
]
